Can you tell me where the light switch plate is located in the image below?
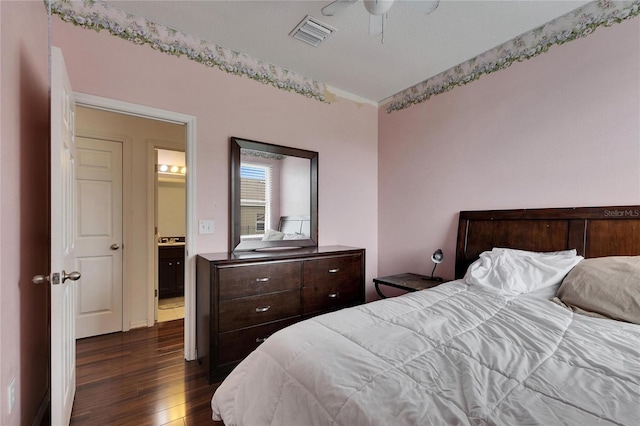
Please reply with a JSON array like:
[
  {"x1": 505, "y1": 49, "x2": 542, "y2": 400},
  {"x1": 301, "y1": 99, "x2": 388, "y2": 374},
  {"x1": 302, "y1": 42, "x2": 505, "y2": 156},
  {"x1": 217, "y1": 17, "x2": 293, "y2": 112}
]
[{"x1": 199, "y1": 220, "x2": 214, "y2": 234}]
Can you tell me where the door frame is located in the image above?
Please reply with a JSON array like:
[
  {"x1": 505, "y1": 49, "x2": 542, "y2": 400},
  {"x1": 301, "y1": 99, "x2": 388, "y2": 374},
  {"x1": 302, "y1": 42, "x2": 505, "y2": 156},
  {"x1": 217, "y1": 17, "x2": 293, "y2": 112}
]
[{"x1": 74, "y1": 92, "x2": 197, "y2": 360}]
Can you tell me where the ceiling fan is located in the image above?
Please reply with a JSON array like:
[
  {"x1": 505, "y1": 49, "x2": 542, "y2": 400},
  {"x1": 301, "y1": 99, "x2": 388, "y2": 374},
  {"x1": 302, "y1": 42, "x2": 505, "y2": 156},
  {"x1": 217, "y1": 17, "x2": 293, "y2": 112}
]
[{"x1": 321, "y1": 0, "x2": 439, "y2": 41}]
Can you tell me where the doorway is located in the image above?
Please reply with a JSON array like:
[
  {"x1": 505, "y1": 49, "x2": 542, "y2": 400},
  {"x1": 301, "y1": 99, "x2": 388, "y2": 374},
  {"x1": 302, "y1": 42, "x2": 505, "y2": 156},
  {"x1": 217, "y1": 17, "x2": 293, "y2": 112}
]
[
  {"x1": 74, "y1": 94, "x2": 197, "y2": 360},
  {"x1": 156, "y1": 148, "x2": 187, "y2": 323}
]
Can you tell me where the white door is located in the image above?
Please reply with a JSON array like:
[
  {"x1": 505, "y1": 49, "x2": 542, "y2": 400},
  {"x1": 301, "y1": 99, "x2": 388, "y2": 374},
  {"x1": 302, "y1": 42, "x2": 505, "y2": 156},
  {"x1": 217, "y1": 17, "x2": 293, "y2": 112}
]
[
  {"x1": 75, "y1": 137, "x2": 123, "y2": 338},
  {"x1": 50, "y1": 46, "x2": 80, "y2": 426}
]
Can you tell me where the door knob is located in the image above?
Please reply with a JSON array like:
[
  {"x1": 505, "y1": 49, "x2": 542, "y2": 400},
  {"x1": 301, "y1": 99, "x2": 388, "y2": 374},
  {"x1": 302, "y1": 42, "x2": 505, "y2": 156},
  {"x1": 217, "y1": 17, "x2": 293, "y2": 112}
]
[
  {"x1": 62, "y1": 270, "x2": 81, "y2": 282},
  {"x1": 32, "y1": 275, "x2": 50, "y2": 284},
  {"x1": 32, "y1": 271, "x2": 81, "y2": 284},
  {"x1": 110, "y1": 243, "x2": 120, "y2": 250}
]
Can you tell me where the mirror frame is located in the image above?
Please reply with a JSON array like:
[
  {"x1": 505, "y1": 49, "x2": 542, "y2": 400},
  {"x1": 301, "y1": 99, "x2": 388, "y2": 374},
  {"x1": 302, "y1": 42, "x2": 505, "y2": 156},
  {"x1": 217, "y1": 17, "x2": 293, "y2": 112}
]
[{"x1": 230, "y1": 137, "x2": 318, "y2": 252}]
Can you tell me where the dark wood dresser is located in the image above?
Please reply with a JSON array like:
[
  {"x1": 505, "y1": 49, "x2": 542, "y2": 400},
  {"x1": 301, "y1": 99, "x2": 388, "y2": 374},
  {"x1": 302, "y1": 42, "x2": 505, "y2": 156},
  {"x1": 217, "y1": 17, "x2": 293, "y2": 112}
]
[{"x1": 196, "y1": 245, "x2": 365, "y2": 383}]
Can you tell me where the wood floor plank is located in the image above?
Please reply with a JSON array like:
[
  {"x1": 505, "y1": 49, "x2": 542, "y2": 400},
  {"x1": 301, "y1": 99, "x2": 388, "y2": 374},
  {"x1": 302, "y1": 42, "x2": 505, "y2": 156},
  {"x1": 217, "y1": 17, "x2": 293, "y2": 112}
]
[{"x1": 71, "y1": 319, "x2": 220, "y2": 425}]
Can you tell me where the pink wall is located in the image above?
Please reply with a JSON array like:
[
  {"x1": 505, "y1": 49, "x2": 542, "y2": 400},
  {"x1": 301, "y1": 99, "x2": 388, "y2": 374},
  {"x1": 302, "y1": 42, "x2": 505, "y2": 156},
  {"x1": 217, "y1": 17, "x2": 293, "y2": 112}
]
[
  {"x1": 378, "y1": 17, "x2": 640, "y2": 282},
  {"x1": 0, "y1": 2, "x2": 51, "y2": 424},
  {"x1": 52, "y1": 20, "x2": 380, "y2": 298}
]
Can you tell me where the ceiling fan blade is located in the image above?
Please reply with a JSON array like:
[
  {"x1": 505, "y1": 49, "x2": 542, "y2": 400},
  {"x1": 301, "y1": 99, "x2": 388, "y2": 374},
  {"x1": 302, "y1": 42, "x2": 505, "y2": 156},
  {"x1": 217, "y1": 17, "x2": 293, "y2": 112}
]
[
  {"x1": 321, "y1": 0, "x2": 358, "y2": 16},
  {"x1": 369, "y1": 14, "x2": 384, "y2": 36},
  {"x1": 399, "y1": 0, "x2": 439, "y2": 15}
]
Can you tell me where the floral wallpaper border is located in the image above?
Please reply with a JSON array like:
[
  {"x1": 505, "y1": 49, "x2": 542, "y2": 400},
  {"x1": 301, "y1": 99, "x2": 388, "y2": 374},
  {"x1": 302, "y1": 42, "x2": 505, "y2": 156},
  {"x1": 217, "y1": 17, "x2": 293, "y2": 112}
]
[
  {"x1": 49, "y1": 0, "x2": 327, "y2": 102},
  {"x1": 243, "y1": 149, "x2": 286, "y2": 161},
  {"x1": 386, "y1": 0, "x2": 640, "y2": 113},
  {"x1": 50, "y1": 1, "x2": 639, "y2": 112}
]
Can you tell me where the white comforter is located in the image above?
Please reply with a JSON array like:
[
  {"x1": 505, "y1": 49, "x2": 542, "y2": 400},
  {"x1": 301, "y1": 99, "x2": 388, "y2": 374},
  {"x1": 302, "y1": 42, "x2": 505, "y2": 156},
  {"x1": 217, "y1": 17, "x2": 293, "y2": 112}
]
[{"x1": 211, "y1": 281, "x2": 640, "y2": 425}]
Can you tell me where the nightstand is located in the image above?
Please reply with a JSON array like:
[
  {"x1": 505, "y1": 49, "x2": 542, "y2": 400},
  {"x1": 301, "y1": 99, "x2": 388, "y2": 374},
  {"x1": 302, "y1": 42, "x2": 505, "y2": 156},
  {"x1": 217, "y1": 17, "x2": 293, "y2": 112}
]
[{"x1": 373, "y1": 273, "x2": 443, "y2": 299}]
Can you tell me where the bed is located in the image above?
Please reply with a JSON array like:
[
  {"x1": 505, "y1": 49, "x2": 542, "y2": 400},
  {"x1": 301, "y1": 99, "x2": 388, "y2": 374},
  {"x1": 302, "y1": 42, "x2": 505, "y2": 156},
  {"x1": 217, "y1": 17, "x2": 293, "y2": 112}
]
[{"x1": 211, "y1": 206, "x2": 640, "y2": 425}]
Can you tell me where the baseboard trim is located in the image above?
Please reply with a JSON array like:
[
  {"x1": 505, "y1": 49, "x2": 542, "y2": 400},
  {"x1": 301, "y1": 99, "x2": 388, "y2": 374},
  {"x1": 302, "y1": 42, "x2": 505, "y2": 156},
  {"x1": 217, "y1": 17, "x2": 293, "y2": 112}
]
[{"x1": 129, "y1": 320, "x2": 149, "y2": 329}]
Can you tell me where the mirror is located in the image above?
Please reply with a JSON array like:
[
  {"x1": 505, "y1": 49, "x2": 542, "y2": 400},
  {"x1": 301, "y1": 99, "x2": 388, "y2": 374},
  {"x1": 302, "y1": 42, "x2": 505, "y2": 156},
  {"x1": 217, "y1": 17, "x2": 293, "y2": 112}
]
[{"x1": 230, "y1": 137, "x2": 318, "y2": 252}]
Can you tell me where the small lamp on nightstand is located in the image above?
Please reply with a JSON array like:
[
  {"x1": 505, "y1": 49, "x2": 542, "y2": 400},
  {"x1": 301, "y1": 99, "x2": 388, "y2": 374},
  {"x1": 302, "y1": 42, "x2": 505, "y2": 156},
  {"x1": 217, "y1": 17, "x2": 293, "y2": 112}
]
[{"x1": 429, "y1": 249, "x2": 444, "y2": 281}]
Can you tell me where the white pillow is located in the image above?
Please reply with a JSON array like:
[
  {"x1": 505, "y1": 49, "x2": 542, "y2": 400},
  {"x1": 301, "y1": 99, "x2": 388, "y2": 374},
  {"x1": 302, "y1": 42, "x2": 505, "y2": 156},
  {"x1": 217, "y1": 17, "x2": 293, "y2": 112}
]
[
  {"x1": 283, "y1": 232, "x2": 308, "y2": 240},
  {"x1": 464, "y1": 248, "x2": 583, "y2": 296},
  {"x1": 261, "y1": 229, "x2": 284, "y2": 241}
]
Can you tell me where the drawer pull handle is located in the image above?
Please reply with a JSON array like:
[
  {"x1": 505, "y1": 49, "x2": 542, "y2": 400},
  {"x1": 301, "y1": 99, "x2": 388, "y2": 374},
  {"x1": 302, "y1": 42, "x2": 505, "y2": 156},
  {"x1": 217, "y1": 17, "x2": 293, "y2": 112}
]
[
  {"x1": 255, "y1": 306, "x2": 271, "y2": 313},
  {"x1": 256, "y1": 337, "x2": 268, "y2": 343},
  {"x1": 328, "y1": 268, "x2": 340, "y2": 273},
  {"x1": 328, "y1": 292, "x2": 340, "y2": 299},
  {"x1": 255, "y1": 277, "x2": 270, "y2": 283}
]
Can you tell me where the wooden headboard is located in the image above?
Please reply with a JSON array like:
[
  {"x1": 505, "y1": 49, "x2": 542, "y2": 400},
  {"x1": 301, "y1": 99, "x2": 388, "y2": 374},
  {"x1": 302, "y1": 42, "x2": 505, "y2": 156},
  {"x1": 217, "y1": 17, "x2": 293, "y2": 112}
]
[{"x1": 455, "y1": 206, "x2": 640, "y2": 279}]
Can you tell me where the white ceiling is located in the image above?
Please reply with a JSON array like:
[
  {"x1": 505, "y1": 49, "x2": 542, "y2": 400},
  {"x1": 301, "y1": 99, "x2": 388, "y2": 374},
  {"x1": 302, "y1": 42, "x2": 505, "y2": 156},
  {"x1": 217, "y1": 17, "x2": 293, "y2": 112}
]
[{"x1": 106, "y1": 0, "x2": 590, "y2": 103}]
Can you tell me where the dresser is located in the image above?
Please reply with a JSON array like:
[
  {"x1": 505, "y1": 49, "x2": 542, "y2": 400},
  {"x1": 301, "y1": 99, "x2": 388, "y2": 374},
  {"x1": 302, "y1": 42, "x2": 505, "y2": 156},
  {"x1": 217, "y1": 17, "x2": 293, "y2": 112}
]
[{"x1": 196, "y1": 246, "x2": 365, "y2": 383}]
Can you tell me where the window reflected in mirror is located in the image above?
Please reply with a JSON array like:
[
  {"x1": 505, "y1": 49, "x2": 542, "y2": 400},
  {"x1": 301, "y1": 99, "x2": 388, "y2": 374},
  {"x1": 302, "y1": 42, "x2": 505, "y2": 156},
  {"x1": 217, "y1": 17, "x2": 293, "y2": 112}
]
[
  {"x1": 239, "y1": 149, "x2": 310, "y2": 241},
  {"x1": 239, "y1": 162, "x2": 269, "y2": 237}
]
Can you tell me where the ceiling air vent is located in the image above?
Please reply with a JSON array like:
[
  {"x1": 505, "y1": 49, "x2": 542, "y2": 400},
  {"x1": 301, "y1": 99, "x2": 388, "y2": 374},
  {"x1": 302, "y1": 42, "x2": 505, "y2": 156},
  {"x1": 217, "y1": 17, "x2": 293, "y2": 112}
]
[{"x1": 289, "y1": 15, "x2": 335, "y2": 47}]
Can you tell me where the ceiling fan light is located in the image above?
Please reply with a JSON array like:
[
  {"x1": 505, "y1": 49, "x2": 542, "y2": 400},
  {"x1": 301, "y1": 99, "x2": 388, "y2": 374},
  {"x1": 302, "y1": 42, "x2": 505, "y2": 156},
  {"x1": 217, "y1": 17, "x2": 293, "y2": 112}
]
[{"x1": 363, "y1": 0, "x2": 394, "y2": 15}]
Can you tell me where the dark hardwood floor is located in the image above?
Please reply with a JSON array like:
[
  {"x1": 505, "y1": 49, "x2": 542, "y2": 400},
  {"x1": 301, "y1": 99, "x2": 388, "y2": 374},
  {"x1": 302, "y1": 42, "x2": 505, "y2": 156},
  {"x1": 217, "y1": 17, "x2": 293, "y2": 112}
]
[{"x1": 71, "y1": 319, "x2": 221, "y2": 426}]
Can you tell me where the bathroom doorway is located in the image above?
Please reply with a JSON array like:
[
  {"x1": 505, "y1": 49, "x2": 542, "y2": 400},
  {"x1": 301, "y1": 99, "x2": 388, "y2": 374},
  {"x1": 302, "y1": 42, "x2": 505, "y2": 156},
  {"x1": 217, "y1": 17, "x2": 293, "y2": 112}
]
[{"x1": 156, "y1": 149, "x2": 186, "y2": 322}]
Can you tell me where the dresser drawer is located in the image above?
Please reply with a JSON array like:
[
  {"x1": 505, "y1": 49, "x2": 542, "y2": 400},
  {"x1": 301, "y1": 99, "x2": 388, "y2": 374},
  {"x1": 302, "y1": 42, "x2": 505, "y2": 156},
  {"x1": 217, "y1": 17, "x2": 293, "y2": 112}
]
[
  {"x1": 219, "y1": 290, "x2": 300, "y2": 333},
  {"x1": 302, "y1": 284, "x2": 362, "y2": 315},
  {"x1": 303, "y1": 255, "x2": 362, "y2": 288},
  {"x1": 219, "y1": 318, "x2": 299, "y2": 365},
  {"x1": 218, "y1": 261, "x2": 301, "y2": 300}
]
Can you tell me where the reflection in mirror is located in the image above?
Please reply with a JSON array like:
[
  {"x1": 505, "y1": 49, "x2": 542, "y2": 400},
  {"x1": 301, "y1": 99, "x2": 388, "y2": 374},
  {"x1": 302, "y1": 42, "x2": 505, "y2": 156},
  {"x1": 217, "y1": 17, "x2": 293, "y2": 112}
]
[
  {"x1": 230, "y1": 137, "x2": 318, "y2": 252},
  {"x1": 239, "y1": 149, "x2": 310, "y2": 238}
]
